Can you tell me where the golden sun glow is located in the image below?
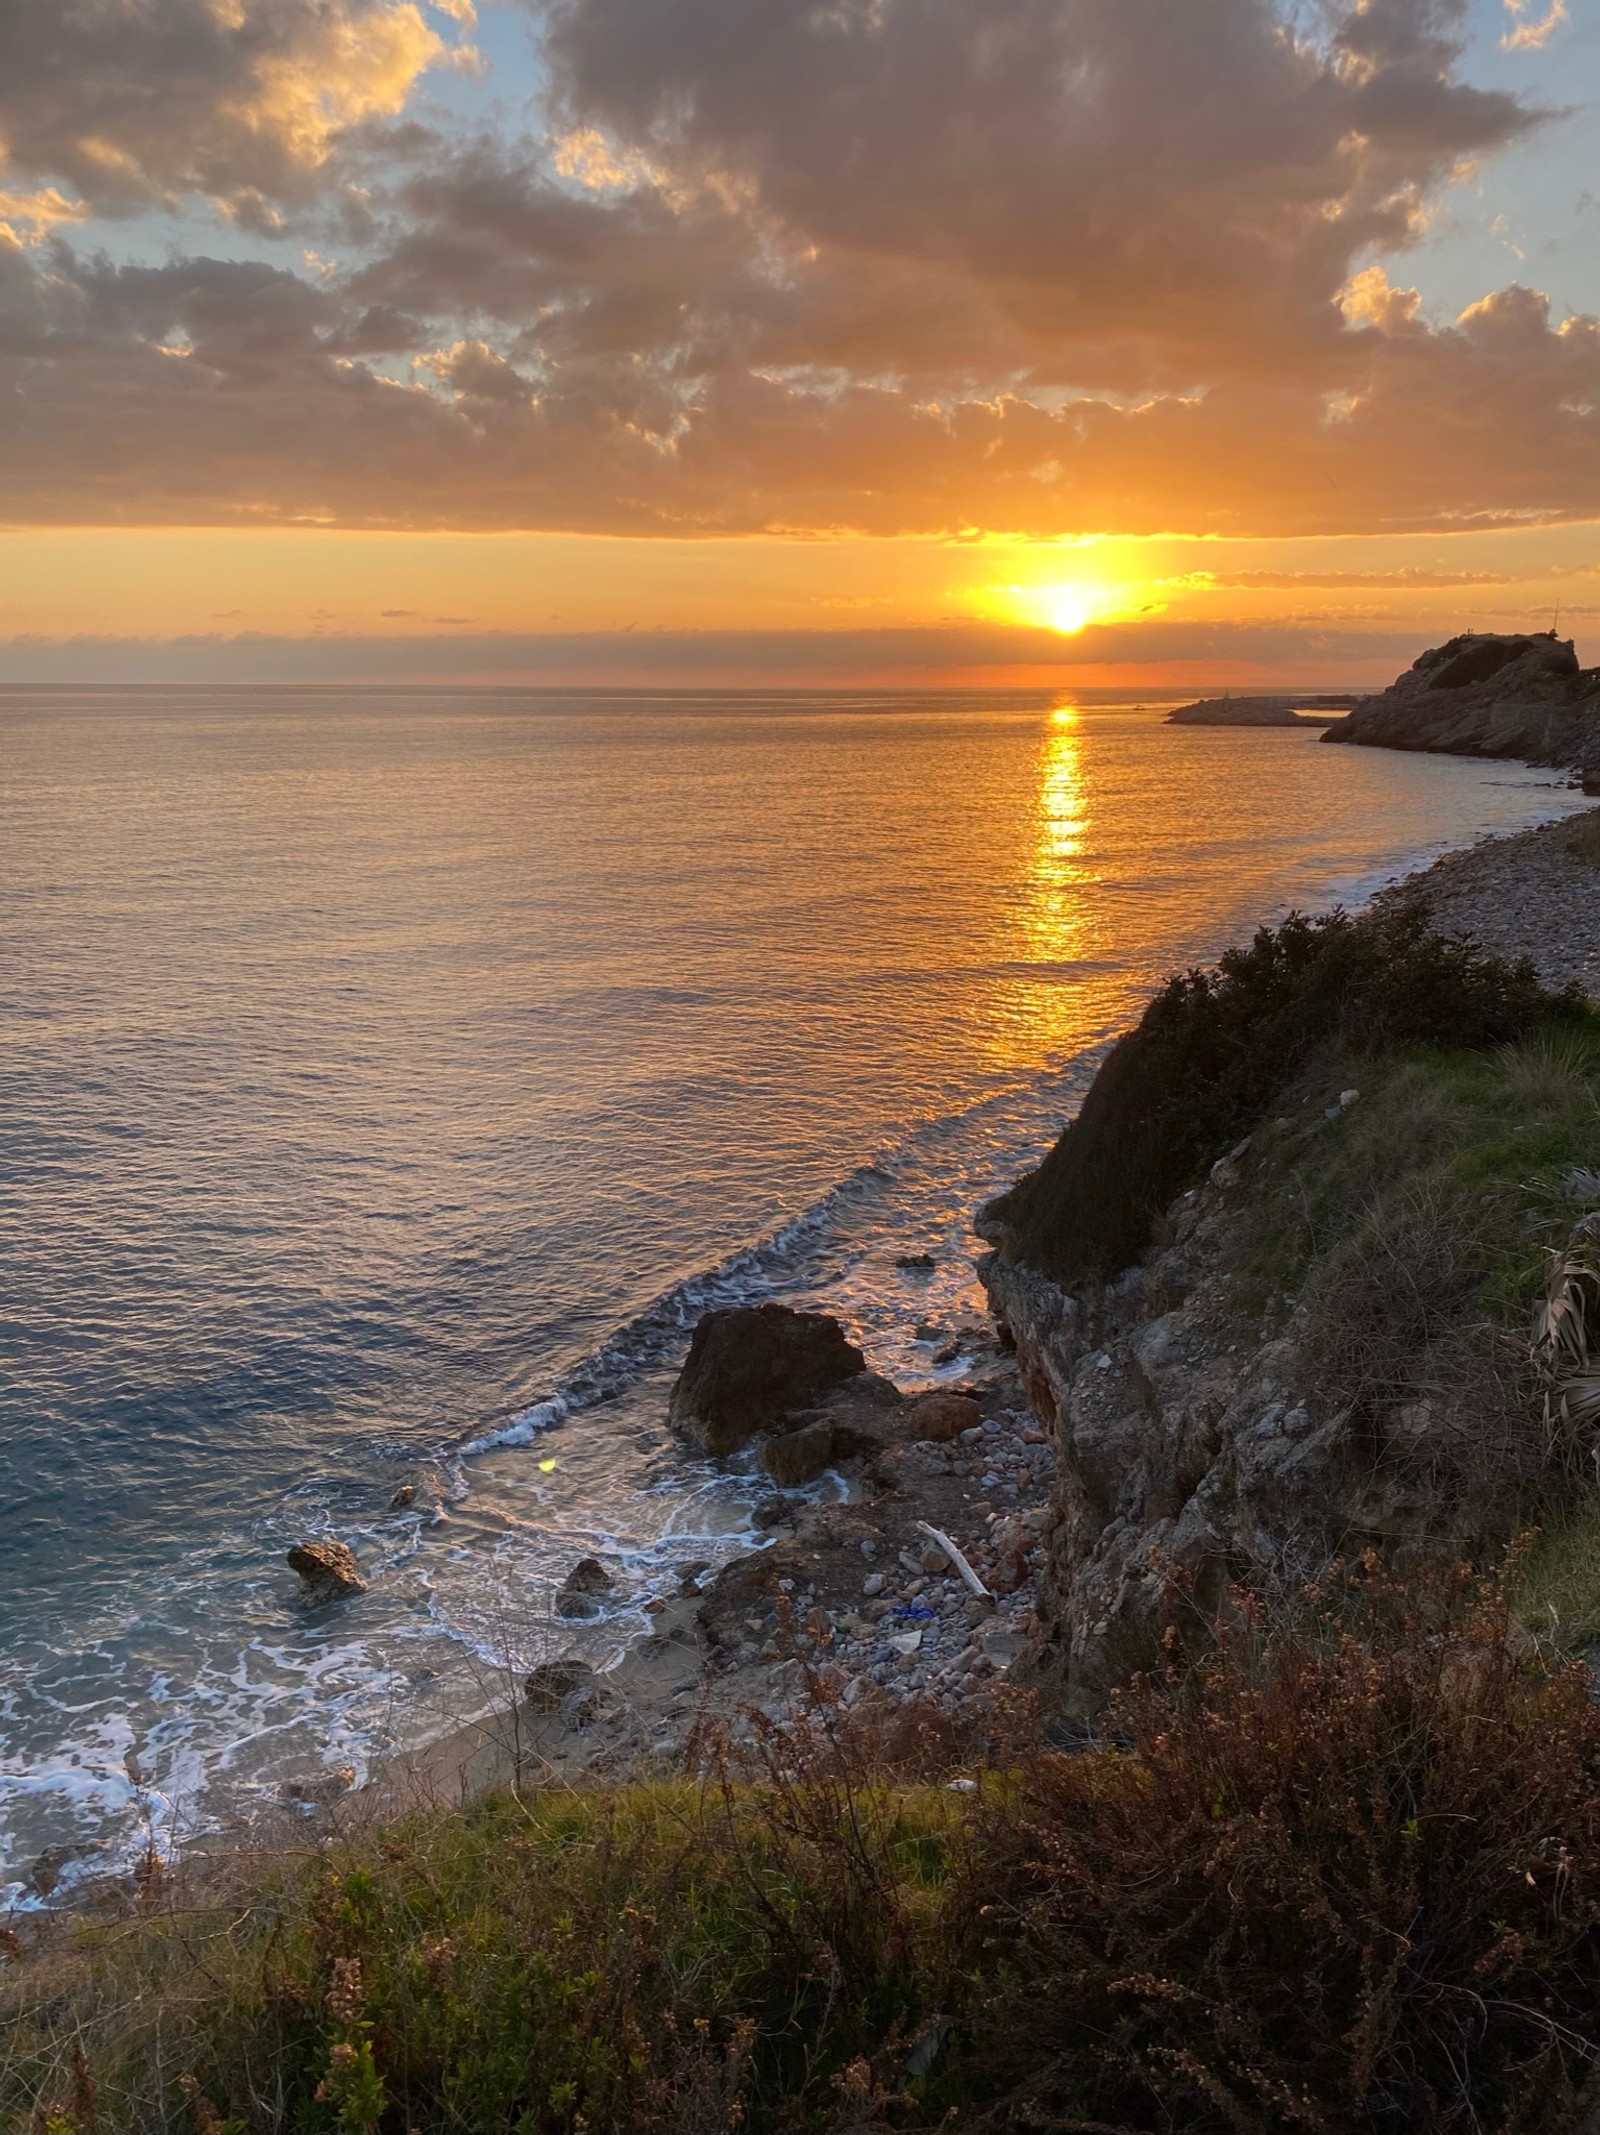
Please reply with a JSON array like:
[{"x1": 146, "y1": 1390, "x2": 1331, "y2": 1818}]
[{"x1": 987, "y1": 579, "x2": 1123, "y2": 635}]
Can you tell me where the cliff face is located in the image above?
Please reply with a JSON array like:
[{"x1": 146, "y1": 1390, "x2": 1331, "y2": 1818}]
[
  {"x1": 1322, "y1": 631, "x2": 1600, "y2": 771},
  {"x1": 980, "y1": 1140, "x2": 1498, "y2": 1716}
]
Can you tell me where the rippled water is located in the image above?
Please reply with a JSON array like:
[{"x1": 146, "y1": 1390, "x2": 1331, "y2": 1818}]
[{"x1": 0, "y1": 685, "x2": 1584, "y2": 1901}]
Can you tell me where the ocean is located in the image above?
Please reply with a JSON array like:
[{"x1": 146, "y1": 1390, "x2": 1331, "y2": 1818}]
[{"x1": 0, "y1": 683, "x2": 1585, "y2": 1903}]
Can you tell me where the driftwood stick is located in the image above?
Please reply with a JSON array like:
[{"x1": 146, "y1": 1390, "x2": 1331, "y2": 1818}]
[{"x1": 915, "y1": 1520, "x2": 991, "y2": 1601}]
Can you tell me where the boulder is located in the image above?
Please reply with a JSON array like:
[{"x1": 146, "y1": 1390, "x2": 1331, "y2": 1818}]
[
  {"x1": 524, "y1": 1659, "x2": 595, "y2": 1714},
  {"x1": 669, "y1": 1303, "x2": 868, "y2": 1455},
  {"x1": 555, "y1": 1556, "x2": 614, "y2": 1618},
  {"x1": 761, "y1": 1419, "x2": 841, "y2": 1487},
  {"x1": 899, "y1": 1391, "x2": 982, "y2": 1443},
  {"x1": 287, "y1": 1540, "x2": 367, "y2": 1600}
]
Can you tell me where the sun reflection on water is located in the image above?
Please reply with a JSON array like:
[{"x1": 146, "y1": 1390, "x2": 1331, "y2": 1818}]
[
  {"x1": 1026, "y1": 702, "x2": 1093, "y2": 963},
  {"x1": 983, "y1": 701, "x2": 1106, "y2": 1059}
]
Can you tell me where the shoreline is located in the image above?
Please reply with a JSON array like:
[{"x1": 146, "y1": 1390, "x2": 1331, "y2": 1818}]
[
  {"x1": 13, "y1": 797, "x2": 1599, "y2": 1914},
  {"x1": 327, "y1": 804, "x2": 1600, "y2": 1828}
]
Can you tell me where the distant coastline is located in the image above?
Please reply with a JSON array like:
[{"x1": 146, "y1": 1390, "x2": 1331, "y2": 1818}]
[{"x1": 1165, "y1": 692, "x2": 1360, "y2": 727}]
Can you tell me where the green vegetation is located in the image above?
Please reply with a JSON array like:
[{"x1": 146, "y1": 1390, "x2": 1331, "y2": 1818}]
[
  {"x1": 992, "y1": 905, "x2": 1588, "y2": 1287},
  {"x1": 1222, "y1": 1027, "x2": 1600, "y2": 1502},
  {"x1": 7, "y1": 1566, "x2": 1600, "y2": 2134},
  {"x1": 1517, "y1": 1492, "x2": 1600, "y2": 1648}
]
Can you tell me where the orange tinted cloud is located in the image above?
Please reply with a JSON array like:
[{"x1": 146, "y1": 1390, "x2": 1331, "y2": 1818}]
[{"x1": 0, "y1": 0, "x2": 1591, "y2": 542}]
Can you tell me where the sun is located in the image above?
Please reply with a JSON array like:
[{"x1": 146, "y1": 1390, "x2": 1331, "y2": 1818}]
[
  {"x1": 987, "y1": 579, "x2": 1118, "y2": 635},
  {"x1": 1039, "y1": 584, "x2": 1101, "y2": 634}
]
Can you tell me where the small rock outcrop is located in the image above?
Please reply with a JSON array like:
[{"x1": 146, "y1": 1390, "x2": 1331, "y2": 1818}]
[
  {"x1": 758, "y1": 1380, "x2": 983, "y2": 1484},
  {"x1": 286, "y1": 1540, "x2": 367, "y2": 1600},
  {"x1": 555, "y1": 1557, "x2": 614, "y2": 1618},
  {"x1": 524, "y1": 1659, "x2": 595, "y2": 1713},
  {"x1": 1166, "y1": 695, "x2": 1355, "y2": 727},
  {"x1": 900, "y1": 1390, "x2": 983, "y2": 1442},
  {"x1": 761, "y1": 1418, "x2": 842, "y2": 1487},
  {"x1": 669, "y1": 1303, "x2": 868, "y2": 1455},
  {"x1": 1323, "y1": 632, "x2": 1600, "y2": 768}
]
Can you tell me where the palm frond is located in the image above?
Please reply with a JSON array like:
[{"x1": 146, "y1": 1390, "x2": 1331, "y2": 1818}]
[{"x1": 1533, "y1": 1214, "x2": 1600, "y2": 1469}]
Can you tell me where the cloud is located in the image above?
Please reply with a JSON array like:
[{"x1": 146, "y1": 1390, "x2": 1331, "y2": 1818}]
[
  {"x1": 0, "y1": 187, "x2": 90, "y2": 245},
  {"x1": 0, "y1": 616, "x2": 1439, "y2": 684},
  {"x1": 1500, "y1": 0, "x2": 1567, "y2": 51},
  {"x1": 0, "y1": 0, "x2": 1593, "y2": 540},
  {"x1": 1191, "y1": 561, "x2": 1600, "y2": 590},
  {"x1": 0, "y1": 0, "x2": 467, "y2": 215},
  {"x1": 533, "y1": 0, "x2": 1538, "y2": 386}
]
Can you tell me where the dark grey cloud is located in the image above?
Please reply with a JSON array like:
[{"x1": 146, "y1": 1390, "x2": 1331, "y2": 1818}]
[{"x1": 535, "y1": 0, "x2": 1538, "y2": 383}]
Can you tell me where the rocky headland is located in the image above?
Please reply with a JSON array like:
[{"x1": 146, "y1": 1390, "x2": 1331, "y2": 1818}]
[
  {"x1": 974, "y1": 811, "x2": 1600, "y2": 1719},
  {"x1": 1323, "y1": 630, "x2": 1600, "y2": 778},
  {"x1": 1165, "y1": 692, "x2": 1356, "y2": 726}
]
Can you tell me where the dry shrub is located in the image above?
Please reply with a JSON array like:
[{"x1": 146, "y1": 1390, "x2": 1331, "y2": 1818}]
[
  {"x1": 962, "y1": 1557, "x2": 1600, "y2": 2134},
  {"x1": 1298, "y1": 1176, "x2": 1538, "y2": 1507},
  {"x1": 13, "y1": 1599, "x2": 1600, "y2": 2133}
]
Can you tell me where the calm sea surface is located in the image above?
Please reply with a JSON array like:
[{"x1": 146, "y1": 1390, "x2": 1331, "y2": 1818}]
[{"x1": 0, "y1": 685, "x2": 1585, "y2": 1899}]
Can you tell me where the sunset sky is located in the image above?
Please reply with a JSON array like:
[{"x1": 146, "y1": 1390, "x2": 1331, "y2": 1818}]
[{"x1": 1, "y1": 0, "x2": 1596, "y2": 685}]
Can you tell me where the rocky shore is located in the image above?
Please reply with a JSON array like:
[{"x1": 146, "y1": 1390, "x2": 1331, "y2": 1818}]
[
  {"x1": 384, "y1": 1315, "x2": 1057, "y2": 1809},
  {"x1": 1380, "y1": 812, "x2": 1600, "y2": 994},
  {"x1": 349, "y1": 803, "x2": 1600, "y2": 1817}
]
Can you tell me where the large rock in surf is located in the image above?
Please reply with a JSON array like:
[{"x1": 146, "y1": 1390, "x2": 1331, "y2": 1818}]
[
  {"x1": 1323, "y1": 631, "x2": 1600, "y2": 768},
  {"x1": 554, "y1": 1555, "x2": 614, "y2": 1618},
  {"x1": 287, "y1": 1539, "x2": 367, "y2": 1600},
  {"x1": 670, "y1": 1303, "x2": 868, "y2": 1455}
]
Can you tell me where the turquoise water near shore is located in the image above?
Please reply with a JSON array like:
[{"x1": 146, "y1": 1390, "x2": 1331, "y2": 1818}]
[{"x1": 0, "y1": 685, "x2": 1585, "y2": 1902}]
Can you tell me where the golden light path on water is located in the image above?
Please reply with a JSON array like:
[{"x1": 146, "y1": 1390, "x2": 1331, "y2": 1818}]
[{"x1": 983, "y1": 701, "x2": 1098, "y2": 1058}]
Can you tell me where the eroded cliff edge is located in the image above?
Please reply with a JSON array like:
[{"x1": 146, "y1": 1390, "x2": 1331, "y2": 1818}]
[{"x1": 977, "y1": 849, "x2": 1600, "y2": 1717}]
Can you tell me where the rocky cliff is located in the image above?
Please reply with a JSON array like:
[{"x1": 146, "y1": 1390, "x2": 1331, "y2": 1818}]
[
  {"x1": 1322, "y1": 631, "x2": 1600, "y2": 774},
  {"x1": 980, "y1": 1137, "x2": 1499, "y2": 1717},
  {"x1": 976, "y1": 895, "x2": 1600, "y2": 1719}
]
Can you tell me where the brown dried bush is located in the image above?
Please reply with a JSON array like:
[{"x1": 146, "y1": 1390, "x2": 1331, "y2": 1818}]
[{"x1": 961, "y1": 1557, "x2": 1600, "y2": 2133}]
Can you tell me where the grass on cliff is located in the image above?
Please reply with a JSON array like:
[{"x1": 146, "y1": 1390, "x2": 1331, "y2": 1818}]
[
  {"x1": 1226, "y1": 1025, "x2": 1600, "y2": 1485},
  {"x1": 991, "y1": 903, "x2": 1590, "y2": 1288},
  {"x1": 7, "y1": 1564, "x2": 1600, "y2": 2135}
]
